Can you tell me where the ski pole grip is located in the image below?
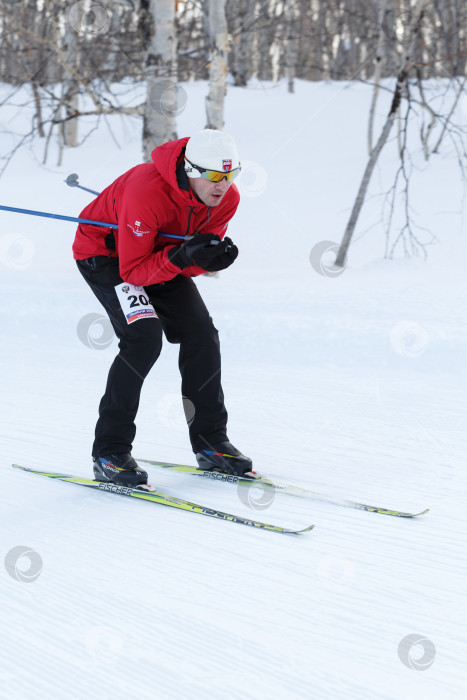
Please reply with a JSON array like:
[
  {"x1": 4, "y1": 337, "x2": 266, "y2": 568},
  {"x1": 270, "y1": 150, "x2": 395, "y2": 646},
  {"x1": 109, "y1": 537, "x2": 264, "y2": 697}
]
[
  {"x1": 184, "y1": 235, "x2": 220, "y2": 246},
  {"x1": 65, "y1": 173, "x2": 79, "y2": 187}
]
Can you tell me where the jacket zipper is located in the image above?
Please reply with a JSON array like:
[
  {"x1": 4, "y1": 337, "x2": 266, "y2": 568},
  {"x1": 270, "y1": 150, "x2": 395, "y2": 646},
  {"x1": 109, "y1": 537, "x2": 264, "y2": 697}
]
[
  {"x1": 186, "y1": 206, "x2": 211, "y2": 236},
  {"x1": 186, "y1": 206, "x2": 194, "y2": 236}
]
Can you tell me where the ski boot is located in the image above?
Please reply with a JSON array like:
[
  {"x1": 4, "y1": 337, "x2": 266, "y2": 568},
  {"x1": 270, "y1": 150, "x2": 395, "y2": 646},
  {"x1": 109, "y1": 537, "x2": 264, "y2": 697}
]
[
  {"x1": 195, "y1": 441, "x2": 254, "y2": 477},
  {"x1": 93, "y1": 454, "x2": 148, "y2": 487}
]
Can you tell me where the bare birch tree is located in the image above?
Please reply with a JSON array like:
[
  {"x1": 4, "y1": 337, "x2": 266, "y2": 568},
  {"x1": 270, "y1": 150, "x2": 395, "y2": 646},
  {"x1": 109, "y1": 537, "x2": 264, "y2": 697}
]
[
  {"x1": 2, "y1": 1, "x2": 467, "y2": 90},
  {"x1": 368, "y1": 0, "x2": 392, "y2": 153},
  {"x1": 335, "y1": 0, "x2": 430, "y2": 267},
  {"x1": 61, "y1": 18, "x2": 80, "y2": 151},
  {"x1": 226, "y1": 0, "x2": 256, "y2": 87},
  {"x1": 1, "y1": 0, "x2": 467, "y2": 184},
  {"x1": 142, "y1": 0, "x2": 178, "y2": 160},
  {"x1": 285, "y1": 0, "x2": 298, "y2": 93},
  {"x1": 205, "y1": 0, "x2": 228, "y2": 129}
]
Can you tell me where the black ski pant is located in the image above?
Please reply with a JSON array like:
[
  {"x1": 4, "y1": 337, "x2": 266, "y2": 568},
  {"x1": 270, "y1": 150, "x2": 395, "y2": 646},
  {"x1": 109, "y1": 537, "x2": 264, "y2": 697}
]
[{"x1": 77, "y1": 256, "x2": 228, "y2": 457}]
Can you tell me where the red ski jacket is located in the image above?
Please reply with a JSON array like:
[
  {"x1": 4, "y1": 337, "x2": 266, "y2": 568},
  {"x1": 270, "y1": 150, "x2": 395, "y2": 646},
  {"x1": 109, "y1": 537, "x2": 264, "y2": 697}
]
[{"x1": 72, "y1": 137, "x2": 240, "y2": 285}]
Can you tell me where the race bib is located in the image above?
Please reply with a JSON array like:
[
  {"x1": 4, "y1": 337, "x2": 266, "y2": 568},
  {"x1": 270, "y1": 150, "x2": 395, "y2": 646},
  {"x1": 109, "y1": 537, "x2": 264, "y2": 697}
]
[{"x1": 115, "y1": 282, "x2": 158, "y2": 324}]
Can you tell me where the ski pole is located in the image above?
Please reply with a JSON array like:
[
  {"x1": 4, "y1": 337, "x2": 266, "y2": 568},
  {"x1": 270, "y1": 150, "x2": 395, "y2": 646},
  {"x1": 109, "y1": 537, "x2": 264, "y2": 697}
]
[
  {"x1": 65, "y1": 173, "x2": 100, "y2": 196},
  {"x1": 0, "y1": 204, "x2": 119, "y2": 229},
  {"x1": 0, "y1": 203, "x2": 186, "y2": 240},
  {"x1": 1, "y1": 173, "x2": 222, "y2": 245},
  {"x1": 63, "y1": 172, "x2": 188, "y2": 242},
  {"x1": 63, "y1": 173, "x2": 221, "y2": 246}
]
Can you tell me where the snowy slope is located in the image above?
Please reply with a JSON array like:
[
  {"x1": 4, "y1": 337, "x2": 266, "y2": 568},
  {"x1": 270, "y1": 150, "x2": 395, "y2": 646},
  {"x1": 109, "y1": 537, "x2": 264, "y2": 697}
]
[{"x1": 1, "y1": 79, "x2": 466, "y2": 700}]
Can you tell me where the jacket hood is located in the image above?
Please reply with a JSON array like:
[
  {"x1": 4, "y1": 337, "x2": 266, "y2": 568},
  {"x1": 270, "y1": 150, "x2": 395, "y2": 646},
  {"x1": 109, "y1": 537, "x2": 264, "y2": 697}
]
[{"x1": 151, "y1": 137, "x2": 200, "y2": 207}]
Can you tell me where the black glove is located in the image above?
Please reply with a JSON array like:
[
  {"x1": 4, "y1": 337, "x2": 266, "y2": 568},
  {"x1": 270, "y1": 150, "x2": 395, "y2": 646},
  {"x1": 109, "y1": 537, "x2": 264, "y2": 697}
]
[
  {"x1": 200, "y1": 237, "x2": 238, "y2": 272},
  {"x1": 168, "y1": 233, "x2": 238, "y2": 272}
]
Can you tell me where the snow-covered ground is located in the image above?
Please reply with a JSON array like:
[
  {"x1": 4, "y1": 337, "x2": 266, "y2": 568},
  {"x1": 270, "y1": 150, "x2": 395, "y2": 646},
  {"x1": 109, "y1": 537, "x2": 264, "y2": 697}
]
[{"x1": 1, "y1": 79, "x2": 466, "y2": 699}]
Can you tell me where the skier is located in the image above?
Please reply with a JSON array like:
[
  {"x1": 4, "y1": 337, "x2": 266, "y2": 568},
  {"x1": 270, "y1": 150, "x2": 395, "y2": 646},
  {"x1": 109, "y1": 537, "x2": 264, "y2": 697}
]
[{"x1": 72, "y1": 129, "x2": 252, "y2": 487}]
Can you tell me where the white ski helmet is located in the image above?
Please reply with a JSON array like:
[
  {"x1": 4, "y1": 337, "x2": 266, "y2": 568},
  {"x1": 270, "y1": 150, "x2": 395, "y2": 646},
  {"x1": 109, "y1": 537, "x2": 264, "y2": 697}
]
[{"x1": 184, "y1": 129, "x2": 240, "y2": 177}]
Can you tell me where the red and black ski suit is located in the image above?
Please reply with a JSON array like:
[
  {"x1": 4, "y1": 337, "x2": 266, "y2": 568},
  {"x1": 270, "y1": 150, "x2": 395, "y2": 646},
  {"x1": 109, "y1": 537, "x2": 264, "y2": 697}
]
[{"x1": 73, "y1": 137, "x2": 240, "y2": 458}]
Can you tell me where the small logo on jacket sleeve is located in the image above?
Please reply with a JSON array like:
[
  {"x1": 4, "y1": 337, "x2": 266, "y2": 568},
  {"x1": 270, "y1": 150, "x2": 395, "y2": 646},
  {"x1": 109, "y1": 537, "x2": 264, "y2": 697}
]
[{"x1": 127, "y1": 220, "x2": 151, "y2": 237}]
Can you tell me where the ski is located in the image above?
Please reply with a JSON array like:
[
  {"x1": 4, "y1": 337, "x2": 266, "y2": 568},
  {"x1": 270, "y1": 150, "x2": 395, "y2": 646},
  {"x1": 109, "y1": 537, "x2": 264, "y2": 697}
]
[
  {"x1": 11, "y1": 464, "x2": 315, "y2": 536},
  {"x1": 137, "y1": 459, "x2": 430, "y2": 519}
]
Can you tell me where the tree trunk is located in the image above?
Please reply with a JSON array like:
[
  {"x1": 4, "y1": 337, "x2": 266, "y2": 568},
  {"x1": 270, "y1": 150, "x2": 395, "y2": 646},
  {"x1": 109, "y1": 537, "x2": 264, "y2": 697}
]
[
  {"x1": 32, "y1": 83, "x2": 45, "y2": 138},
  {"x1": 285, "y1": 0, "x2": 297, "y2": 93},
  {"x1": 228, "y1": 0, "x2": 255, "y2": 87},
  {"x1": 205, "y1": 0, "x2": 228, "y2": 130},
  {"x1": 335, "y1": 0, "x2": 430, "y2": 268},
  {"x1": 142, "y1": 0, "x2": 177, "y2": 161},
  {"x1": 368, "y1": 0, "x2": 391, "y2": 153},
  {"x1": 62, "y1": 20, "x2": 79, "y2": 147}
]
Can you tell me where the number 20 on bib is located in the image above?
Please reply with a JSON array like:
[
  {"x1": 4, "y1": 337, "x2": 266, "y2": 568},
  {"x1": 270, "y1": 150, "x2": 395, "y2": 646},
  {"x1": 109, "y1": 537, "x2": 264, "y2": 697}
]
[{"x1": 115, "y1": 282, "x2": 158, "y2": 325}]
